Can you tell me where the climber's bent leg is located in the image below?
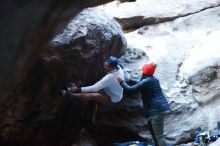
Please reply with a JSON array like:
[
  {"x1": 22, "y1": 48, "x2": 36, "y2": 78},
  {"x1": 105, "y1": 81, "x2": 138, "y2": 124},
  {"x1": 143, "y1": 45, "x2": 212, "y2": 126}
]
[
  {"x1": 69, "y1": 92, "x2": 111, "y2": 104},
  {"x1": 70, "y1": 92, "x2": 111, "y2": 123}
]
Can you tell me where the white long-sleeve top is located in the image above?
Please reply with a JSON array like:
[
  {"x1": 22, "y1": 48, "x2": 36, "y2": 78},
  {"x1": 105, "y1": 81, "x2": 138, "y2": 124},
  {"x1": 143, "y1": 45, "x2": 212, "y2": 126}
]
[{"x1": 81, "y1": 66, "x2": 124, "y2": 103}]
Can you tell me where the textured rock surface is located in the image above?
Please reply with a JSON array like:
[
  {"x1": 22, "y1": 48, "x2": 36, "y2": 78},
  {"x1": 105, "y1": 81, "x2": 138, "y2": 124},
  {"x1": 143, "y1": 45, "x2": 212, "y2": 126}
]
[
  {"x1": 0, "y1": 7, "x2": 128, "y2": 146},
  {"x1": 100, "y1": 1, "x2": 220, "y2": 145},
  {"x1": 125, "y1": 6, "x2": 220, "y2": 145},
  {"x1": 0, "y1": 0, "x2": 118, "y2": 101},
  {"x1": 48, "y1": 8, "x2": 127, "y2": 86},
  {"x1": 2, "y1": 0, "x2": 220, "y2": 145},
  {"x1": 209, "y1": 138, "x2": 220, "y2": 146},
  {"x1": 99, "y1": 0, "x2": 220, "y2": 31},
  {"x1": 98, "y1": 0, "x2": 220, "y2": 18}
]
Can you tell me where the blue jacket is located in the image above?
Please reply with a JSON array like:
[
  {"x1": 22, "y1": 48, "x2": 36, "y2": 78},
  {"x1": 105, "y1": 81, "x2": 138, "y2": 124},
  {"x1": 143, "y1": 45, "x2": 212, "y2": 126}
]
[{"x1": 120, "y1": 75, "x2": 170, "y2": 118}]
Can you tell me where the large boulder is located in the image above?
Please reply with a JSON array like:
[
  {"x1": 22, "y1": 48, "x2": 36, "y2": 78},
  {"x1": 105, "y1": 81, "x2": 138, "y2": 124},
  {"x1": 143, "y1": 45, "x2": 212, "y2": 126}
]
[
  {"x1": 47, "y1": 8, "x2": 126, "y2": 86},
  {"x1": 0, "y1": 8, "x2": 127, "y2": 146},
  {"x1": 0, "y1": 0, "x2": 118, "y2": 101}
]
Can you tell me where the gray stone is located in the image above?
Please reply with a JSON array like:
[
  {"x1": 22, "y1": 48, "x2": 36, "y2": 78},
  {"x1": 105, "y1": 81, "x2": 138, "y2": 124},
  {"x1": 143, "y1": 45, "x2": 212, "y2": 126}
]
[
  {"x1": 0, "y1": 7, "x2": 127, "y2": 146},
  {"x1": 110, "y1": 3, "x2": 220, "y2": 145},
  {"x1": 0, "y1": 0, "x2": 117, "y2": 99},
  {"x1": 98, "y1": 0, "x2": 220, "y2": 18}
]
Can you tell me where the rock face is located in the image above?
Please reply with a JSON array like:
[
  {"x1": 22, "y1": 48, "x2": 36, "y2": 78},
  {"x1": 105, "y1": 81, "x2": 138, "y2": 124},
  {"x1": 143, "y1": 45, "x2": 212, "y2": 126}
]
[
  {"x1": 142, "y1": 7, "x2": 220, "y2": 144},
  {"x1": 48, "y1": 8, "x2": 126, "y2": 87},
  {"x1": 0, "y1": 0, "x2": 118, "y2": 101},
  {"x1": 99, "y1": 0, "x2": 220, "y2": 145},
  {"x1": 128, "y1": 6, "x2": 220, "y2": 145},
  {"x1": 98, "y1": 0, "x2": 220, "y2": 18},
  {"x1": 99, "y1": 0, "x2": 220, "y2": 31},
  {"x1": 2, "y1": 0, "x2": 220, "y2": 145},
  {"x1": 0, "y1": 7, "x2": 127, "y2": 146},
  {"x1": 210, "y1": 138, "x2": 220, "y2": 146}
]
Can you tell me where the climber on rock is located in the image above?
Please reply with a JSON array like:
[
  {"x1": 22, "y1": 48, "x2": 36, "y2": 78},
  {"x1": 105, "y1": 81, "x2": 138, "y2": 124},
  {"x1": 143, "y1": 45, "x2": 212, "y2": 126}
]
[
  {"x1": 117, "y1": 62, "x2": 170, "y2": 146},
  {"x1": 61, "y1": 55, "x2": 124, "y2": 122}
]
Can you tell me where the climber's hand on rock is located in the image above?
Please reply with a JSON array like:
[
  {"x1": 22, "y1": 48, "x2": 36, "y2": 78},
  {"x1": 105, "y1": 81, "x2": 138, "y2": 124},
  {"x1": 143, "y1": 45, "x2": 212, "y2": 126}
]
[{"x1": 68, "y1": 86, "x2": 81, "y2": 93}]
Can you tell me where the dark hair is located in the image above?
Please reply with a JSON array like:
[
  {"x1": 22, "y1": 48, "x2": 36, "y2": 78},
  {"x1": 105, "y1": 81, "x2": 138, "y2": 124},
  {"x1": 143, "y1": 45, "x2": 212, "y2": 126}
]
[{"x1": 106, "y1": 56, "x2": 119, "y2": 68}]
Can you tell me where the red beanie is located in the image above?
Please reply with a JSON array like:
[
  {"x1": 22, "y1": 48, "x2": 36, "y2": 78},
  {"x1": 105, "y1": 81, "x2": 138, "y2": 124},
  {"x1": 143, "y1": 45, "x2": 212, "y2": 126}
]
[{"x1": 141, "y1": 63, "x2": 155, "y2": 76}]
